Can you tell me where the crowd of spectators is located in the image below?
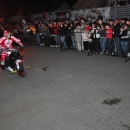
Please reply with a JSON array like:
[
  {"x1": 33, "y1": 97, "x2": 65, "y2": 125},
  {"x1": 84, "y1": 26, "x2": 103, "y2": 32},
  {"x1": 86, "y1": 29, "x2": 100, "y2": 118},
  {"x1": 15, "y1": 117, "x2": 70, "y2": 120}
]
[
  {"x1": 110, "y1": 0, "x2": 128, "y2": 6},
  {"x1": 0, "y1": 17, "x2": 130, "y2": 57}
]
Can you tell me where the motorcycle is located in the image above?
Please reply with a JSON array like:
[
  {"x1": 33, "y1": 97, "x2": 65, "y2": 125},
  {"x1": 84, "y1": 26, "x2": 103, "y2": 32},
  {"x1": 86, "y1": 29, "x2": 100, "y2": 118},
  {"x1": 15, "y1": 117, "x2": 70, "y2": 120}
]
[{"x1": 0, "y1": 46, "x2": 30, "y2": 77}]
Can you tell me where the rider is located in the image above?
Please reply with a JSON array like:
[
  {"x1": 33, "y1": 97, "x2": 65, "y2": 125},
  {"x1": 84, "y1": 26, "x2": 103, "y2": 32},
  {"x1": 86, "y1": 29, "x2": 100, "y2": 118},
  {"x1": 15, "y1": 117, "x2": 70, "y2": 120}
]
[{"x1": 0, "y1": 30, "x2": 23, "y2": 72}]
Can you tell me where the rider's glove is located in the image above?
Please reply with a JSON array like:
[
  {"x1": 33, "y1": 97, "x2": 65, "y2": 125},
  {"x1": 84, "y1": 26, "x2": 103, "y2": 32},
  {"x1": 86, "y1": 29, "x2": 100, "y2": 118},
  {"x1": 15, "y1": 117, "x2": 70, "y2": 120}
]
[{"x1": 19, "y1": 45, "x2": 24, "y2": 49}]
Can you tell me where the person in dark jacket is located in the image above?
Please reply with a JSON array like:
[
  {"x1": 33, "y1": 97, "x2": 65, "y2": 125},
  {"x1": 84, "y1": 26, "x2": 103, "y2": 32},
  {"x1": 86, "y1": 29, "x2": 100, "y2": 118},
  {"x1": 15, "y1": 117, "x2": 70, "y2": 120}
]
[
  {"x1": 113, "y1": 19, "x2": 121, "y2": 56},
  {"x1": 70, "y1": 22, "x2": 76, "y2": 49},
  {"x1": 48, "y1": 23, "x2": 56, "y2": 47},
  {"x1": 64, "y1": 23, "x2": 72, "y2": 49},
  {"x1": 59, "y1": 23, "x2": 66, "y2": 49},
  {"x1": 34, "y1": 20, "x2": 41, "y2": 45}
]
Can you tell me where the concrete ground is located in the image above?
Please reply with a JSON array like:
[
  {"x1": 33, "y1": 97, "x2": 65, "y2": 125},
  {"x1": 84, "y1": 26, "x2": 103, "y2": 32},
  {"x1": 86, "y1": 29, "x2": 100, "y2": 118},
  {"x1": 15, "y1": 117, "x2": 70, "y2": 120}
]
[{"x1": 0, "y1": 44, "x2": 130, "y2": 130}]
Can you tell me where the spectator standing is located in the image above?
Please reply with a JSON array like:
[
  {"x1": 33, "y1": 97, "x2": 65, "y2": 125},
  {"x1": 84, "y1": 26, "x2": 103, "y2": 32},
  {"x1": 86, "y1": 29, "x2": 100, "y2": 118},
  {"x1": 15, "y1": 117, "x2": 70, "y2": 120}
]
[
  {"x1": 82, "y1": 28, "x2": 93, "y2": 53},
  {"x1": 109, "y1": 19, "x2": 114, "y2": 29},
  {"x1": 65, "y1": 23, "x2": 72, "y2": 49},
  {"x1": 53, "y1": 21, "x2": 59, "y2": 47},
  {"x1": 120, "y1": 0, "x2": 124, "y2": 5},
  {"x1": 97, "y1": 24, "x2": 106, "y2": 54},
  {"x1": 18, "y1": 25, "x2": 24, "y2": 44},
  {"x1": 98, "y1": 19, "x2": 103, "y2": 26},
  {"x1": 26, "y1": 23, "x2": 31, "y2": 44},
  {"x1": 91, "y1": 23, "x2": 100, "y2": 53},
  {"x1": 120, "y1": 24, "x2": 129, "y2": 57},
  {"x1": 97, "y1": 13, "x2": 103, "y2": 21},
  {"x1": 22, "y1": 18, "x2": 26, "y2": 25},
  {"x1": 34, "y1": 20, "x2": 41, "y2": 45},
  {"x1": 80, "y1": 18, "x2": 86, "y2": 30},
  {"x1": 117, "y1": 0, "x2": 121, "y2": 6},
  {"x1": 120, "y1": 19, "x2": 126, "y2": 27},
  {"x1": 49, "y1": 23, "x2": 56, "y2": 47},
  {"x1": 74, "y1": 23, "x2": 83, "y2": 51},
  {"x1": 113, "y1": 19, "x2": 121, "y2": 56},
  {"x1": 110, "y1": 1, "x2": 115, "y2": 6},
  {"x1": 106, "y1": 24, "x2": 113, "y2": 55},
  {"x1": 30, "y1": 24, "x2": 37, "y2": 44},
  {"x1": 70, "y1": 22, "x2": 77, "y2": 49},
  {"x1": 43, "y1": 26, "x2": 50, "y2": 47},
  {"x1": 59, "y1": 23, "x2": 66, "y2": 49},
  {"x1": 42, "y1": 11, "x2": 46, "y2": 24},
  {"x1": 39, "y1": 22, "x2": 45, "y2": 46}
]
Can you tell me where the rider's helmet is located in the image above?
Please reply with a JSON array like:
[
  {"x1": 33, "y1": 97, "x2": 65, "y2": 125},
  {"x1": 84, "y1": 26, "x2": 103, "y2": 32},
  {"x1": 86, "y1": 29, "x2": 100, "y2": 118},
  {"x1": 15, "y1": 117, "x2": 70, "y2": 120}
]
[{"x1": 4, "y1": 30, "x2": 12, "y2": 39}]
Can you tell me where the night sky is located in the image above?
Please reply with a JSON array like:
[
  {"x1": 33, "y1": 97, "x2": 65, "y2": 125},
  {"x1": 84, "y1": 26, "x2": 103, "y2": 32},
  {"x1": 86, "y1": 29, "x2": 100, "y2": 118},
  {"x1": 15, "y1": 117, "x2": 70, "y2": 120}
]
[{"x1": 0, "y1": 0, "x2": 78, "y2": 17}]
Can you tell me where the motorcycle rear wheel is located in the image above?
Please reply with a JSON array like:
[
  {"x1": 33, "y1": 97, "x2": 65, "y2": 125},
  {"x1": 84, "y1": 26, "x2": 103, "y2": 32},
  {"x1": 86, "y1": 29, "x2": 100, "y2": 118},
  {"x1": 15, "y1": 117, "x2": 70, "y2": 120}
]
[{"x1": 17, "y1": 62, "x2": 28, "y2": 77}]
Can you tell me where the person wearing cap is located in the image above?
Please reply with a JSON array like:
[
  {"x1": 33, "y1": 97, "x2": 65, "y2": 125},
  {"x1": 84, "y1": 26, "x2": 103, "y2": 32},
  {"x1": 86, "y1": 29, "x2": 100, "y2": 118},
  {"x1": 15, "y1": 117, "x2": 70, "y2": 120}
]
[{"x1": 0, "y1": 30, "x2": 23, "y2": 72}]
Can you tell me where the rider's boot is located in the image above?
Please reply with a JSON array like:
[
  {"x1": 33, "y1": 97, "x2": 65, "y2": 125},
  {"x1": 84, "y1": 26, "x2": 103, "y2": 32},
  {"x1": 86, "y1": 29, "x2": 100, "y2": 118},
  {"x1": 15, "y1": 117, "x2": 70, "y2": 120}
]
[{"x1": 6, "y1": 66, "x2": 13, "y2": 72}]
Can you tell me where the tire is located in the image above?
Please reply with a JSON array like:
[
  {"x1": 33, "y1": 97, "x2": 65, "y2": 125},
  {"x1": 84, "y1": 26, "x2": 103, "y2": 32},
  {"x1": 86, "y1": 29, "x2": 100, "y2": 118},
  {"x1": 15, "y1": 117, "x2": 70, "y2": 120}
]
[{"x1": 17, "y1": 62, "x2": 28, "y2": 77}]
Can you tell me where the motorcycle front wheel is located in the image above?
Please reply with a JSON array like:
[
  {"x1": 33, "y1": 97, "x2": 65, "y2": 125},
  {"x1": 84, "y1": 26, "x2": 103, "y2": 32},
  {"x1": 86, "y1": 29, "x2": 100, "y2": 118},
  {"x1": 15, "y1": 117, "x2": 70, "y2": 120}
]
[{"x1": 17, "y1": 62, "x2": 28, "y2": 77}]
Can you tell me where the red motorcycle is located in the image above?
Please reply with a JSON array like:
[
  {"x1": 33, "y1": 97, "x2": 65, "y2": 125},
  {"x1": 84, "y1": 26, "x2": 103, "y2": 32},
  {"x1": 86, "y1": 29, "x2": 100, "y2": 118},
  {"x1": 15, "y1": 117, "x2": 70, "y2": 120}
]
[{"x1": 0, "y1": 46, "x2": 29, "y2": 77}]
